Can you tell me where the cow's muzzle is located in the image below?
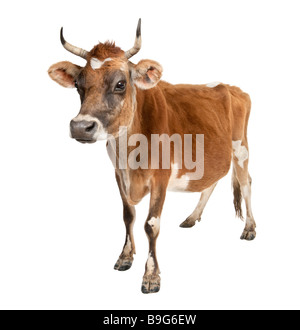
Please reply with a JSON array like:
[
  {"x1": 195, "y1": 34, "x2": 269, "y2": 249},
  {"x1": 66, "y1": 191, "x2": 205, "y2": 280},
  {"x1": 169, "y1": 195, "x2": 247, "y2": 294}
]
[{"x1": 70, "y1": 120, "x2": 98, "y2": 143}]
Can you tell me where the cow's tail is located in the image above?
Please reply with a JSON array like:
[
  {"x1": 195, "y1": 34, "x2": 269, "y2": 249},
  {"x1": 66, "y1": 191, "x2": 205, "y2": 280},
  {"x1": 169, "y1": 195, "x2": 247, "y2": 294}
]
[{"x1": 232, "y1": 168, "x2": 243, "y2": 220}]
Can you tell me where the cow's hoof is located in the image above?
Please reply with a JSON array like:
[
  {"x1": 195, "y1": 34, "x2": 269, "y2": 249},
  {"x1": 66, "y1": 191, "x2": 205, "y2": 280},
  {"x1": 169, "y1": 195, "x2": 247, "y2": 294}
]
[
  {"x1": 114, "y1": 257, "x2": 133, "y2": 271},
  {"x1": 240, "y1": 229, "x2": 256, "y2": 241},
  {"x1": 141, "y1": 275, "x2": 161, "y2": 294},
  {"x1": 179, "y1": 217, "x2": 199, "y2": 228}
]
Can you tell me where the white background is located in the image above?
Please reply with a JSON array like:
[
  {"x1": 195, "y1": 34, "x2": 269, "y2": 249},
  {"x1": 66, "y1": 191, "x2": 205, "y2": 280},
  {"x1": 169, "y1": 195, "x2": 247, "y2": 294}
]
[{"x1": 0, "y1": 0, "x2": 299, "y2": 310}]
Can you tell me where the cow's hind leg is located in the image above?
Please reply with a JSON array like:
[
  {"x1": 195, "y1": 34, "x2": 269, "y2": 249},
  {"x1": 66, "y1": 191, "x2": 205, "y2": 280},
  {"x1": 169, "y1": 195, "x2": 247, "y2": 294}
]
[
  {"x1": 180, "y1": 182, "x2": 217, "y2": 228},
  {"x1": 114, "y1": 172, "x2": 136, "y2": 271},
  {"x1": 232, "y1": 140, "x2": 256, "y2": 240}
]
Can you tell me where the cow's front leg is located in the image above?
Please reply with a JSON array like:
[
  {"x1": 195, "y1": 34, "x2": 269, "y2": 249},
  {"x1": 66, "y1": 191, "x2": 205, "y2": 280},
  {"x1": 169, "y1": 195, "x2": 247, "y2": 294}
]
[
  {"x1": 142, "y1": 181, "x2": 167, "y2": 294},
  {"x1": 114, "y1": 172, "x2": 136, "y2": 271}
]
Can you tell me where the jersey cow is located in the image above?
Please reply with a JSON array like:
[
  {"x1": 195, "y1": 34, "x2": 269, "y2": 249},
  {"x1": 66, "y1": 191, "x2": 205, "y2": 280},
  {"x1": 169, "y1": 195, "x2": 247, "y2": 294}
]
[{"x1": 48, "y1": 19, "x2": 256, "y2": 294}]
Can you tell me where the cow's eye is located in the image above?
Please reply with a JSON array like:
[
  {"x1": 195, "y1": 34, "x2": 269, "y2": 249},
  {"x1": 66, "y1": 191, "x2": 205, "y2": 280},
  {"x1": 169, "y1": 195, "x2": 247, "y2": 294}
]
[
  {"x1": 74, "y1": 81, "x2": 78, "y2": 89},
  {"x1": 115, "y1": 80, "x2": 126, "y2": 92}
]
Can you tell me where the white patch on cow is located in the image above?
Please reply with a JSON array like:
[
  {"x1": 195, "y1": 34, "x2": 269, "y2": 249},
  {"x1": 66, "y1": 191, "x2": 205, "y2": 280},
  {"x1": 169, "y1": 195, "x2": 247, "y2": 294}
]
[
  {"x1": 95, "y1": 125, "x2": 108, "y2": 140},
  {"x1": 167, "y1": 163, "x2": 189, "y2": 191},
  {"x1": 147, "y1": 217, "x2": 160, "y2": 234},
  {"x1": 146, "y1": 253, "x2": 155, "y2": 274},
  {"x1": 90, "y1": 58, "x2": 102, "y2": 70},
  {"x1": 241, "y1": 185, "x2": 250, "y2": 199},
  {"x1": 232, "y1": 140, "x2": 249, "y2": 168},
  {"x1": 123, "y1": 235, "x2": 132, "y2": 255},
  {"x1": 71, "y1": 114, "x2": 108, "y2": 140},
  {"x1": 90, "y1": 57, "x2": 112, "y2": 70},
  {"x1": 206, "y1": 81, "x2": 221, "y2": 88}
]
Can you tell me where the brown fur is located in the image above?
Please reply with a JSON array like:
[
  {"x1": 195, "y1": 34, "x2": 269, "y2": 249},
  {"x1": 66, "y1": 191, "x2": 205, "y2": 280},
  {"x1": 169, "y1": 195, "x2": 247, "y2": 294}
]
[
  {"x1": 123, "y1": 82, "x2": 249, "y2": 199},
  {"x1": 88, "y1": 41, "x2": 124, "y2": 61}
]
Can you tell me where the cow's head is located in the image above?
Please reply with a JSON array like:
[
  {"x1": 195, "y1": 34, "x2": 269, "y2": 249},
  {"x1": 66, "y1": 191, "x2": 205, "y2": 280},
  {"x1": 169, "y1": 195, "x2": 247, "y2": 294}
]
[{"x1": 48, "y1": 19, "x2": 163, "y2": 143}]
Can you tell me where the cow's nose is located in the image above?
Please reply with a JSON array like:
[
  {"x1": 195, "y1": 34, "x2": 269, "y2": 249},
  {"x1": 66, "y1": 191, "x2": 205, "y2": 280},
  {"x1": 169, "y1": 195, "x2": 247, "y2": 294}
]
[{"x1": 70, "y1": 120, "x2": 98, "y2": 142}]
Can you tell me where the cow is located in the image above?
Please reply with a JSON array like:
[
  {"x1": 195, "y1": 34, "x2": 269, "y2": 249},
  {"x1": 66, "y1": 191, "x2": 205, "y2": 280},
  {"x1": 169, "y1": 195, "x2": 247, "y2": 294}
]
[{"x1": 48, "y1": 19, "x2": 256, "y2": 294}]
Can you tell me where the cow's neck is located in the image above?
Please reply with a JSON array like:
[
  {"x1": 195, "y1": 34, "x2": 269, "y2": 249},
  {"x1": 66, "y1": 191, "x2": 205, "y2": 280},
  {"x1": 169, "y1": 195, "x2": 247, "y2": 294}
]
[{"x1": 128, "y1": 84, "x2": 169, "y2": 137}]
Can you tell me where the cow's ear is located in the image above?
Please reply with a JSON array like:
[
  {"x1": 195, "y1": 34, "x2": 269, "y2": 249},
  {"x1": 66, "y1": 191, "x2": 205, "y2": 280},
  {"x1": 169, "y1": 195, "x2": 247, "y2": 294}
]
[
  {"x1": 131, "y1": 59, "x2": 163, "y2": 90},
  {"x1": 48, "y1": 61, "x2": 82, "y2": 88}
]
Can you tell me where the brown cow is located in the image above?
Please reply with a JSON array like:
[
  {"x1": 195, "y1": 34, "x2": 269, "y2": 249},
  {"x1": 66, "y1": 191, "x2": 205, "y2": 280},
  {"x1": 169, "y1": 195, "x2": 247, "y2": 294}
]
[{"x1": 48, "y1": 19, "x2": 256, "y2": 294}]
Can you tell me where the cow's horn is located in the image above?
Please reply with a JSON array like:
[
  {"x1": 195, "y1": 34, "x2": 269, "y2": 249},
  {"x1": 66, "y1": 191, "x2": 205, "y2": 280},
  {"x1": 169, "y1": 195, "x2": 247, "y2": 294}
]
[
  {"x1": 60, "y1": 27, "x2": 88, "y2": 60},
  {"x1": 125, "y1": 19, "x2": 142, "y2": 59}
]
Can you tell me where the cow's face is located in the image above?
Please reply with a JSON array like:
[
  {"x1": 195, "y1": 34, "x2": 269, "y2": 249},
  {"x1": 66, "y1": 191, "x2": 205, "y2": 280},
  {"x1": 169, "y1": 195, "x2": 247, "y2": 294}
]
[{"x1": 48, "y1": 20, "x2": 163, "y2": 143}]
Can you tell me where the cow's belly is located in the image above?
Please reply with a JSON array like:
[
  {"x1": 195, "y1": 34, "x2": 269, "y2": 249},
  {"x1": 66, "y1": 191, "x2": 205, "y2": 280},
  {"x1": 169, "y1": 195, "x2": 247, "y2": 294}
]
[
  {"x1": 115, "y1": 134, "x2": 232, "y2": 198},
  {"x1": 167, "y1": 164, "x2": 192, "y2": 192},
  {"x1": 168, "y1": 139, "x2": 232, "y2": 193}
]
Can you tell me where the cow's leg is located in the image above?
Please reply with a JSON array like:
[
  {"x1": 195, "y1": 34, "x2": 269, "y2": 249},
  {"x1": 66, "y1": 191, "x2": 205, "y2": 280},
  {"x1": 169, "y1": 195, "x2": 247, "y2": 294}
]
[
  {"x1": 232, "y1": 140, "x2": 256, "y2": 240},
  {"x1": 142, "y1": 180, "x2": 167, "y2": 294},
  {"x1": 180, "y1": 182, "x2": 217, "y2": 228},
  {"x1": 114, "y1": 172, "x2": 136, "y2": 271}
]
